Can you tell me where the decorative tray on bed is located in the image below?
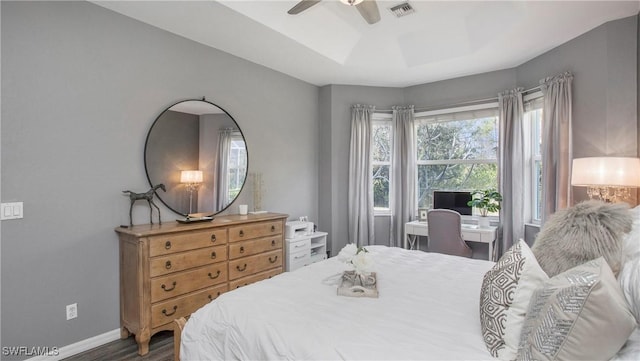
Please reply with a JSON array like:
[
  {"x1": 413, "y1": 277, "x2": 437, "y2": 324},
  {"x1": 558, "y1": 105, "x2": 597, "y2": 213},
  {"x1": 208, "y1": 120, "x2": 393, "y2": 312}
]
[{"x1": 337, "y1": 271, "x2": 378, "y2": 298}]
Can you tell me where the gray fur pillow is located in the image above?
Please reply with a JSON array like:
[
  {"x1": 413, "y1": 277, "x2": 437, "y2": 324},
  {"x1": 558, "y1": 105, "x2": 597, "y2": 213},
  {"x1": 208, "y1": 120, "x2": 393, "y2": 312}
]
[{"x1": 531, "y1": 200, "x2": 632, "y2": 277}]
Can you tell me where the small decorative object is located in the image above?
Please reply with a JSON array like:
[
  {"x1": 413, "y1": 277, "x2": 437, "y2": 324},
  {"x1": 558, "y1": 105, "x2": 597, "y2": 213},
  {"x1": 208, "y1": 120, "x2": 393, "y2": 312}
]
[
  {"x1": 122, "y1": 184, "x2": 165, "y2": 226},
  {"x1": 238, "y1": 204, "x2": 248, "y2": 215},
  {"x1": 252, "y1": 172, "x2": 263, "y2": 212},
  {"x1": 418, "y1": 208, "x2": 428, "y2": 221},
  {"x1": 467, "y1": 189, "x2": 502, "y2": 228},
  {"x1": 336, "y1": 244, "x2": 378, "y2": 298},
  {"x1": 176, "y1": 214, "x2": 214, "y2": 224}
]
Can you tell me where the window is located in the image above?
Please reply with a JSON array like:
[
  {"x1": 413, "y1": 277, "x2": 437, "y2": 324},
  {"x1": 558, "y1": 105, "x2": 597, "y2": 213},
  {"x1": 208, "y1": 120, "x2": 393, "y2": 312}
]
[
  {"x1": 227, "y1": 134, "x2": 247, "y2": 204},
  {"x1": 524, "y1": 93, "x2": 543, "y2": 223},
  {"x1": 415, "y1": 105, "x2": 499, "y2": 212},
  {"x1": 372, "y1": 118, "x2": 392, "y2": 214}
]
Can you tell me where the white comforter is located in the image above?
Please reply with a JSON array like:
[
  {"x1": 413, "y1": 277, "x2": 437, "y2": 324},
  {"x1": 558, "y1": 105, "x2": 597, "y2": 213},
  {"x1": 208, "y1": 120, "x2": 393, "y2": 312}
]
[{"x1": 181, "y1": 246, "x2": 496, "y2": 360}]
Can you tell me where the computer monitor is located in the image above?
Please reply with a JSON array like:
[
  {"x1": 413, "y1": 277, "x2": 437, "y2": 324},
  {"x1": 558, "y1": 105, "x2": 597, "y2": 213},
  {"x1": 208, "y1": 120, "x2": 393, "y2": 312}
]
[{"x1": 432, "y1": 191, "x2": 472, "y2": 215}]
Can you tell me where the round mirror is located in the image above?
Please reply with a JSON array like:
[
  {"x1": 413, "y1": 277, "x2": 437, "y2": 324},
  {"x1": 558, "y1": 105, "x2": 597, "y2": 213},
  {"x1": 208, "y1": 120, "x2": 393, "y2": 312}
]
[{"x1": 144, "y1": 99, "x2": 248, "y2": 217}]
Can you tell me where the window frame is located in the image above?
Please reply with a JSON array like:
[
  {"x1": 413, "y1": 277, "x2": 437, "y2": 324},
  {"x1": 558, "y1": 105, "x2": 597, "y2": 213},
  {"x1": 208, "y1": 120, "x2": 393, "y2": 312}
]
[
  {"x1": 414, "y1": 102, "x2": 500, "y2": 216},
  {"x1": 226, "y1": 132, "x2": 247, "y2": 205},
  {"x1": 523, "y1": 91, "x2": 544, "y2": 224},
  {"x1": 371, "y1": 113, "x2": 393, "y2": 216}
]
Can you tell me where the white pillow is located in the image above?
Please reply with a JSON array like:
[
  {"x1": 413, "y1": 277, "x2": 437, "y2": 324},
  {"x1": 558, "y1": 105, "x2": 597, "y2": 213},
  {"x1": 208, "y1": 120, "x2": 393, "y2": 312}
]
[
  {"x1": 479, "y1": 240, "x2": 548, "y2": 360},
  {"x1": 517, "y1": 257, "x2": 636, "y2": 361},
  {"x1": 612, "y1": 327, "x2": 640, "y2": 361},
  {"x1": 619, "y1": 254, "x2": 640, "y2": 323},
  {"x1": 619, "y1": 205, "x2": 640, "y2": 323}
]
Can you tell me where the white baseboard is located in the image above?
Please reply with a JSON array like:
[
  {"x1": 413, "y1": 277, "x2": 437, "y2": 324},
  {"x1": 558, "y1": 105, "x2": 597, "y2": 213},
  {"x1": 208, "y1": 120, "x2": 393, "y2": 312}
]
[{"x1": 26, "y1": 329, "x2": 120, "y2": 361}]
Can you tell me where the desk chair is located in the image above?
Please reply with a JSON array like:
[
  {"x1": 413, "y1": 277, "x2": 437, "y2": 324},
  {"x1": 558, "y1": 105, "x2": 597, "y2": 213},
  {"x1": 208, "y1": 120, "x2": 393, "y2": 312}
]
[{"x1": 427, "y1": 209, "x2": 473, "y2": 258}]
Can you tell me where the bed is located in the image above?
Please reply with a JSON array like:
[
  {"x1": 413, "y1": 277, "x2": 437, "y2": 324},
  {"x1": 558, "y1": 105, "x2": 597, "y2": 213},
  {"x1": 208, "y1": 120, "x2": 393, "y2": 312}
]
[
  {"x1": 177, "y1": 246, "x2": 495, "y2": 360},
  {"x1": 176, "y1": 238, "x2": 640, "y2": 361}
]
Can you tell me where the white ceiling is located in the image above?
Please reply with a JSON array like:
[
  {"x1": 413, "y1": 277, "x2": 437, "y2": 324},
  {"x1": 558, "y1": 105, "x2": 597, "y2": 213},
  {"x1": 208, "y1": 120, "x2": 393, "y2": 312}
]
[{"x1": 92, "y1": 0, "x2": 640, "y2": 87}]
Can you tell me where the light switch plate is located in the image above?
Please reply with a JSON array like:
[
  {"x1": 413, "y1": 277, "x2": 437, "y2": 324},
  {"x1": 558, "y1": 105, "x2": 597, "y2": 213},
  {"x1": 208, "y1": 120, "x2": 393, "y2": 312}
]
[{"x1": 1, "y1": 202, "x2": 23, "y2": 220}]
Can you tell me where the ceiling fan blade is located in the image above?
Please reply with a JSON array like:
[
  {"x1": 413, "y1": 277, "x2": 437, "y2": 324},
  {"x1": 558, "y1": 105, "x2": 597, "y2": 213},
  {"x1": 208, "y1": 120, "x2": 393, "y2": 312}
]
[
  {"x1": 356, "y1": 0, "x2": 380, "y2": 24},
  {"x1": 288, "y1": 0, "x2": 323, "y2": 15}
]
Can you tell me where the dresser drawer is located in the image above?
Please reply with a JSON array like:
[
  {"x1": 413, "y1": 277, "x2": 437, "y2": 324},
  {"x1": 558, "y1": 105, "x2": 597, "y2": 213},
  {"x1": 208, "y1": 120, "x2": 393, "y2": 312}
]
[
  {"x1": 150, "y1": 283, "x2": 228, "y2": 329},
  {"x1": 149, "y1": 229, "x2": 227, "y2": 257},
  {"x1": 229, "y1": 268, "x2": 282, "y2": 290},
  {"x1": 229, "y1": 236, "x2": 282, "y2": 260},
  {"x1": 228, "y1": 249, "x2": 282, "y2": 280},
  {"x1": 150, "y1": 245, "x2": 228, "y2": 277},
  {"x1": 150, "y1": 263, "x2": 228, "y2": 303},
  {"x1": 228, "y1": 220, "x2": 282, "y2": 242}
]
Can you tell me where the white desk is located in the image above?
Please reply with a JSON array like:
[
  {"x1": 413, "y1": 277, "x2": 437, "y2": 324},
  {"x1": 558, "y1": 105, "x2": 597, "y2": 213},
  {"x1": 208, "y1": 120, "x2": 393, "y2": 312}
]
[{"x1": 404, "y1": 220, "x2": 497, "y2": 261}]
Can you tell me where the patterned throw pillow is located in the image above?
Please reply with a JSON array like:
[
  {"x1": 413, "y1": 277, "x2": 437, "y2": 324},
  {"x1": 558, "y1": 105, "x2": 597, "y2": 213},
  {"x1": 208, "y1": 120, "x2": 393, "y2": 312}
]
[
  {"x1": 517, "y1": 257, "x2": 636, "y2": 361},
  {"x1": 480, "y1": 240, "x2": 548, "y2": 360}
]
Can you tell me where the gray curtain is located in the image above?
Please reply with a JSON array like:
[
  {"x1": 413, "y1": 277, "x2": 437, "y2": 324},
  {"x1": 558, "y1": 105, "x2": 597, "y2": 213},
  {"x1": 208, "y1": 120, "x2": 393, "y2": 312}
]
[
  {"x1": 348, "y1": 104, "x2": 376, "y2": 246},
  {"x1": 540, "y1": 72, "x2": 573, "y2": 222},
  {"x1": 390, "y1": 105, "x2": 416, "y2": 247},
  {"x1": 498, "y1": 88, "x2": 525, "y2": 258},
  {"x1": 216, "y1": 128, "x2": 233, "y2": 210}
]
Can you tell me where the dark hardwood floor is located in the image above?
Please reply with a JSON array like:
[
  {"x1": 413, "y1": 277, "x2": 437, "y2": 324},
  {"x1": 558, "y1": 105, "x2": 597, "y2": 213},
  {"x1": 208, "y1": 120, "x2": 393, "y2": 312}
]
[{"x1": 62, "y1": 331, "x2": 174, "y2": 361}]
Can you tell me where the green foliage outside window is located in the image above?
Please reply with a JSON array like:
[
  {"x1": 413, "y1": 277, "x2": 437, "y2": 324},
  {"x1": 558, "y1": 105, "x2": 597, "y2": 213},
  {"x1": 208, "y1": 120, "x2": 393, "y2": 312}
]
[
  {"x1": 416, "y1": 116, "x2": 498, "y2": 208},
  {"x1": 370, "y1": 114, "x2": 499, "y2": 212}
]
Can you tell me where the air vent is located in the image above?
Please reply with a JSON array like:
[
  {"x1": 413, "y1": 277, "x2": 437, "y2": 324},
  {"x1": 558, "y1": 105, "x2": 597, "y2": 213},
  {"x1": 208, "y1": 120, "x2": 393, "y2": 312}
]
[{"x1": 389, "y1": 2, "x2": 415, "y2": 18}]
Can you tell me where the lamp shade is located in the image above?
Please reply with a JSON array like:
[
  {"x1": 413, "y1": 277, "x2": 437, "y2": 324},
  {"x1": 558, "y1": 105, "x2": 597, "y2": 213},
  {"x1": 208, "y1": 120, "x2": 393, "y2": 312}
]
[
  {"x1": 571, "y1": 157, "x2": 640, "y2": 187},
  {"x1": 180, "y1": 170, "x2": 203, "y2": 184}
]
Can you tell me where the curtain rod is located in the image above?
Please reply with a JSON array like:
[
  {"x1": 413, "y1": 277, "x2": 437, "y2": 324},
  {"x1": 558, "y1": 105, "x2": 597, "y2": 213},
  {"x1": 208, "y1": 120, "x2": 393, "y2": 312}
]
[{"x1": 374, "y1": 85, "x2": 541, "y2": 113}]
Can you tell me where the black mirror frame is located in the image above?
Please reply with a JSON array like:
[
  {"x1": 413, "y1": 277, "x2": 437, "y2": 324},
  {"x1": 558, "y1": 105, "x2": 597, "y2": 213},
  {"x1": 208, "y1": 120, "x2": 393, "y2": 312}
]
[{"x1": 143, "y1": 98, "x2": 249, "y2": 217}]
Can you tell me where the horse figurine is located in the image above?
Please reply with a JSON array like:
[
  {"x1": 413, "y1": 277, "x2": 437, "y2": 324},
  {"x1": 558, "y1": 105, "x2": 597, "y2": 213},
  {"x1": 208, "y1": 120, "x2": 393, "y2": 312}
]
[{"x1": 122, "y1": 184, "x2": 166, "y2": 226}]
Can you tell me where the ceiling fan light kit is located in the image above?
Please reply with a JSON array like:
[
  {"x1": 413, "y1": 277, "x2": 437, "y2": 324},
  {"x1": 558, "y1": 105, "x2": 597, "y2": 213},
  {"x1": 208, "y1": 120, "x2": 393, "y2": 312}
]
[
  {"x1": 288, "y1": 0, "x2": 381, "y2": 24},
  {"x1": 340, "y1": 0, "x2": 364, "y2": 6}
]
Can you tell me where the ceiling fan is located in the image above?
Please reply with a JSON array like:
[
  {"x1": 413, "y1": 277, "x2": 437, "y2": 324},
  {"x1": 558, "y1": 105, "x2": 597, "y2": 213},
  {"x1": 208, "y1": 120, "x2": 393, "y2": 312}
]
[{"x1": 287, "y1": 0, "x2": 381, "y2": 24}]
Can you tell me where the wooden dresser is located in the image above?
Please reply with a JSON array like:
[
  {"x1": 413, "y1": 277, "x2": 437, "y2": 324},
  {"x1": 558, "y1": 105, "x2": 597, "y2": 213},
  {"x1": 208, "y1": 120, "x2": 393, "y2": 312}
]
[{"x1": 115, "y1": 212, "x2": 287, "y2": 355}]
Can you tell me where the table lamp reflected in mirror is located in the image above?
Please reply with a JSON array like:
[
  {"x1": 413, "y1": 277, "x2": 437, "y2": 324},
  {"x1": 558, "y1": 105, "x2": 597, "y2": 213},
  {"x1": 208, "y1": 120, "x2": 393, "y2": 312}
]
[{"x1": 180, "y1": 170, "x2": 203, "y2": 214}]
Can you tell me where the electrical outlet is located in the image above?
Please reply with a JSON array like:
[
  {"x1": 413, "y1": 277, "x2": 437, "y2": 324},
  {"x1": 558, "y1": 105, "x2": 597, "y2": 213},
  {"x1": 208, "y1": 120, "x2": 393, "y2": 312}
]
[{"x1": 66, "y1": 303, "x2": 77, "y2": 320}]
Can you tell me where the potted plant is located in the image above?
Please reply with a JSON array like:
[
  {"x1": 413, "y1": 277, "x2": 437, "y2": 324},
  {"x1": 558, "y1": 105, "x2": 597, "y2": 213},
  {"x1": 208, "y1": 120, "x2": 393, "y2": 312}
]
[{"x1": 467, "y1": 189, "x2": 502, "y2": 228}]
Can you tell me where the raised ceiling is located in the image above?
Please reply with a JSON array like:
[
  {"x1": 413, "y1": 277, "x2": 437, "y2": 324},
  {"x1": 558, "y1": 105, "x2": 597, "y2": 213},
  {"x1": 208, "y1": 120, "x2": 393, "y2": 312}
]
[{"x1": 92, "y1": 0, "x2": 640, "y2": 87}]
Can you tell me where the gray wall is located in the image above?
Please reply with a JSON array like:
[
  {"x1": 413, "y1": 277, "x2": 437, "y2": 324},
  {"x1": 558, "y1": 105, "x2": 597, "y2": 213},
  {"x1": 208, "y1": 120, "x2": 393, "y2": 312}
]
[
  {"x1": 1, "y1": 1, "x2": 318, "y2": 357},
  {"x1": 516, "y1": 15, "x2": 638, "y2": 161},
  {"x1": 318, "y1": 85, "x2": 404, "y2": 253},
  {"x1": 517, "y1": 14, "x2": 638, "y2": 204}
]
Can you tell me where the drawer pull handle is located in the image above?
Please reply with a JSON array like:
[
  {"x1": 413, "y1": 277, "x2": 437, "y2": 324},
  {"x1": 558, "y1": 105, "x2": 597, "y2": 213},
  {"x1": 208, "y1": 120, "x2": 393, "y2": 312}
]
[
  {"x1": 239, "y1": 246, "x2": 245, "y2": 253},
  {"x1": 269, "y1": 255, "x2": 278, "y2": 263},
  {"x1": 208, "y1": 291, "x2": 221, "y2": 300},
  {"x1": 271, "y1": 240, "x2": 276, "y2": 247},
  {"x1": 294, "y1": 255, "x2": 305, "y2": 259},
  {"x1": 271, "y1": 225, "x2": 276, "y2": 232},
  {"x1": 211, "y1": 251, "x2": 217, "y2": 259},
  {"x1": 161, "y1": 281, "x2": 177, "y2": 292},
  {"x1": 236, "y1": 264, "x2": 247, "y2": 272},
  {"x1": 295, "y1": 244, "x2": 305, "y2": 248},
  {"x1": 165, "y1": 261, "x2": 172, "y2": 270},
  {"x1": 211, "y1": 234, "x2": 217, "y2": 242},
  {"x1": 239, "y1": 230, "x2": 244, "y2": 237},
  {"x1": 162, "y1": 306, "x2": 177, "y2": 317},
  {"x1": 208, "y1": 270, "x2": 221, "y2": 279},
  {"x1": 165, "y1": 241, "x2": 172, "y2": 250}
]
